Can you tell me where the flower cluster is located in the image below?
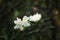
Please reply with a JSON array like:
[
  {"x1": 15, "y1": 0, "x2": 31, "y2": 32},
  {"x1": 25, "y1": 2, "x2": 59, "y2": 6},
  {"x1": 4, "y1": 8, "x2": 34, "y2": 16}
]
[{"x1": 14, "y1": 13, "x2": 41, "y2": 31}]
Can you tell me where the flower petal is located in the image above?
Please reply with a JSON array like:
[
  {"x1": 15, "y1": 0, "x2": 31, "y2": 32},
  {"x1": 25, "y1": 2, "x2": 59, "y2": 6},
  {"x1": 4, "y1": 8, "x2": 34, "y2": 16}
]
[
  {"x1": 14, "y1": 24, "x2": 24, "y2": 31},
  {"x1": 14, "y1": 17, "x2": 22, "y2": 24},
  {"x1": 22, "y1": 16, "x2": 29, "y2": 22},
  {"x1": 29, "y1": 13, "x2": 41, "y2": 22}
]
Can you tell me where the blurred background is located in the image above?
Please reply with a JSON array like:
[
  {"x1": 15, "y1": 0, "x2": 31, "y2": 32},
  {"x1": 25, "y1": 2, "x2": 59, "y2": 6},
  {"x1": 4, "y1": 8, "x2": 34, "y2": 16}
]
[{"x1": 0, "y1": 0, "x2": 60, "y2": 40}]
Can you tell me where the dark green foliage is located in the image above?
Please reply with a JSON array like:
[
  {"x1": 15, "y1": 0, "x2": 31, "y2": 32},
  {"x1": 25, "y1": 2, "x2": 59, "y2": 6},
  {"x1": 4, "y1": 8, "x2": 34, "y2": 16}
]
[{"x1": 0, "y1": 0, "x2": 60, "y2": 40}]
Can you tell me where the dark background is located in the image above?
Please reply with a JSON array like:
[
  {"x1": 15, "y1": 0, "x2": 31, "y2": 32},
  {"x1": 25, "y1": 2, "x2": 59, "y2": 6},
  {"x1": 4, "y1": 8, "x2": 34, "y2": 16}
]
[{"x1": 0, "y1": 0, "x2": 60, "y2": 40}]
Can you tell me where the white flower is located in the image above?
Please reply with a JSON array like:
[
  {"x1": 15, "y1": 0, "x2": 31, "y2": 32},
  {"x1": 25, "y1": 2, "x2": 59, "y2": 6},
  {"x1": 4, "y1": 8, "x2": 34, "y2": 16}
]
[
  {"x1": 22, "y1": 16, "x2": 31, "y2": 27},
  {"x1": 14, "y1": 13, "x2": 41, "y2": 31},
  {"x1": 14, "y1": 16, "x2": 31, "y2": 31},
  {"x1": 14, "y1": 17, "x2": 23, "y2": 30},
  {"x1": 29, "y1": 12, "x2": 41, "y2": 22}
]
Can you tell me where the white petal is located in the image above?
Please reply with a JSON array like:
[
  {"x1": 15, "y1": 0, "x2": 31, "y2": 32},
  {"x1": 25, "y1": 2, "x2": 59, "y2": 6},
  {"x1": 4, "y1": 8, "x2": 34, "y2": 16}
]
[
  {"x1": 33, "y1": 13, "x2": 41, "y2": 21},
  {"x1": 21, "y1": 16, "x2": 31, "y2": 27},
  {"x1": 14, "y1": 17, "x2": 22, "y2": 24},
  {"x1": 21, "y1": 21, "x2": 31, "y2": 27},
  {"x1": 29, "y1": 13, "x2": 41, "y2": 22},
  {"x1": 23, "y1": 22, "x2": 30, "y2": 27},
  {"x1": 14, "y1": 25, "x2": 20, "y2": 29},
  {"x1": 22, "y1": 16, "x2": 29, "y2": 22},
  {"x1": 29, "y1": 15, "x2": 34, "y2": 21},
  {"x1": 14, "y1": 24, "x2": 24, "y2": 31}
]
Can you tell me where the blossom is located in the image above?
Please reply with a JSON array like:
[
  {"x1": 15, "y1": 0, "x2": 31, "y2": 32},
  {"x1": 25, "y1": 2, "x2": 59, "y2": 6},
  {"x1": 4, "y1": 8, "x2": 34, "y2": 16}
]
[
  {"x1": 22, "y1": 16, "x2": 31, "y2": 27},
  {"x1": 29, "y1": 12, "x2": 41, "y2": 22},
  {"x1": 14, "y1": 16, "x2": 31, "y2": 31},
  {"x1": 14, "y1": 17, "x2": 24, "y2": 30},
  {"x1": 14, "y1": 13, "x2": 41, "y2": 31}
]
